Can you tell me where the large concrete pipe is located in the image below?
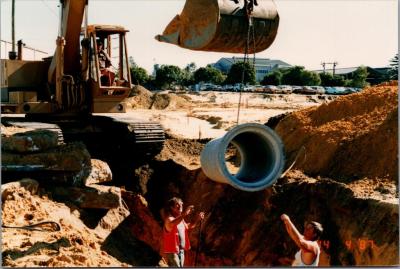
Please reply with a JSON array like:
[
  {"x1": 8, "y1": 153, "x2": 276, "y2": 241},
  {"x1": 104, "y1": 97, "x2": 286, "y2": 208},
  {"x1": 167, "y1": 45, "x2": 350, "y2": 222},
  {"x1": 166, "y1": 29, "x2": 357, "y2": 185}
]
[{"x1": 200, "y1": 123, "x2": 285, "y2": 191}]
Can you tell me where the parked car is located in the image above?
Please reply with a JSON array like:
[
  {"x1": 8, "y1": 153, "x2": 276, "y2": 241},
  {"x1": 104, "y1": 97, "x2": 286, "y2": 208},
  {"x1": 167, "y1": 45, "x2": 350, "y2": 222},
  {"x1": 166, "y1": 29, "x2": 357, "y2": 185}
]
[
  {"x1": 300, "y1": 86, "x2": 317, "y2": 94},
  {"x1": 253, "y1": 85, "x2": 264, "y2": 92},
  {"x1": 278, "y1": 85, "x2": 293, "y2": 94},
  {"x1": 343, "y1": 87, "x2": 358, "y2": 94},
  {"x1": 311, "y1": 86, "x2": 325, "y2": 95},
  {"x1": 222, "y1": 84, "x2": 233, "y2": 91},
  {"x1": 292, "y1": 86, "x2": 303, "y2": 94},
  {"x1": 243, "y1": 85, "x2": 255, "y2": 92},
  {"x1": 263, "y1": 85, "x2": 278, "y2": 93},
  {"x1": 333, "y1": 87, "x2": 348, "y2": 95},
  {"x1": 324, "y1": 86, "x2": 339, "y2": 95}
]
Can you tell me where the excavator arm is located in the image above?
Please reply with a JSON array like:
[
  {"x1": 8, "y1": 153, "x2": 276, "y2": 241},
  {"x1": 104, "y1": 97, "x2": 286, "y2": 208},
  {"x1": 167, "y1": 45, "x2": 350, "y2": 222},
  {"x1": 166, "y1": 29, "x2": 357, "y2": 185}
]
[{"x1": 48, "y1": 0, "x2": 87, "y2": 85}]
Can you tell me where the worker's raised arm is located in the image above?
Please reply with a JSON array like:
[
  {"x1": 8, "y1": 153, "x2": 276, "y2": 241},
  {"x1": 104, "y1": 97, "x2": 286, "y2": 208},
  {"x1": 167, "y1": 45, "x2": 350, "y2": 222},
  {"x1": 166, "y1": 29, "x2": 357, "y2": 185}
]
[
  {"x1": 188, "y1": 212, "x2": 205, "y2": 229},
  {"x1": 280, "y1": 214, "x2": 317, "y2": 253},
  {"x1": 165, "y1": 205, "x2": 194, "y2": 232}
]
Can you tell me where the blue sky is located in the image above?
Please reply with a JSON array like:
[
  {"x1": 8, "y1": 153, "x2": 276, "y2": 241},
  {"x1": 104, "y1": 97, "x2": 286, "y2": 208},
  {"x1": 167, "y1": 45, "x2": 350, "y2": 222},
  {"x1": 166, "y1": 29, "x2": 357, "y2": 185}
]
[{"x1": 0, "y1": 0, "x2": 398, "y2": 73}]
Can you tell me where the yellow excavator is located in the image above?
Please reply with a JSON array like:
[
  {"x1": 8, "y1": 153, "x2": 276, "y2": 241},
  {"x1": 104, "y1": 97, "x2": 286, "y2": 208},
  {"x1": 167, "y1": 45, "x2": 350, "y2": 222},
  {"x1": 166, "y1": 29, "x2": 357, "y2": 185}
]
[{"x1": 1, "y1": 0, "x2": 279, "y2": 181}]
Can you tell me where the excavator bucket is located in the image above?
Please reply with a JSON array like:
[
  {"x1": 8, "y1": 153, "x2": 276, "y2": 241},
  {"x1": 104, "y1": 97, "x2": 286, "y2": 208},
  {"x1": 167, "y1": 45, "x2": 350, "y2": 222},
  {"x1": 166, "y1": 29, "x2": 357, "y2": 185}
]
[{"x1": 155, "y1": 0, "x2": 279, "y2": 54}]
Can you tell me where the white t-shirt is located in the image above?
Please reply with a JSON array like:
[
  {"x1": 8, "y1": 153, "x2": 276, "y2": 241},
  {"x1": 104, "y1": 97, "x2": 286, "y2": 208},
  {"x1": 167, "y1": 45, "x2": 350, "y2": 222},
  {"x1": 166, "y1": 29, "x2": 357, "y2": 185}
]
[{"x1": 292, "y1": 247, "x2": 320, "y2": 267}]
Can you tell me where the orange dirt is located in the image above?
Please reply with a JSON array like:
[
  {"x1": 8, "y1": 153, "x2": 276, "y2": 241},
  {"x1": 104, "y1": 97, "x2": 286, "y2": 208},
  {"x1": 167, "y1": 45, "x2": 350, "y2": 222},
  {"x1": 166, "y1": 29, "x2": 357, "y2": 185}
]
[{"x1": 275, "y1": 83, "x2": 398, "y2": 182}]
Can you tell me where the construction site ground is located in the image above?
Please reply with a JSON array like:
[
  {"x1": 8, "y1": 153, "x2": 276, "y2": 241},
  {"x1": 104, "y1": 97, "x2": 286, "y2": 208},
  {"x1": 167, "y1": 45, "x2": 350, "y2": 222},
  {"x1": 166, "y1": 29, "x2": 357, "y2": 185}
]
[{"x1": 1, "y1": 82, "x2": 398, "y2": 267}]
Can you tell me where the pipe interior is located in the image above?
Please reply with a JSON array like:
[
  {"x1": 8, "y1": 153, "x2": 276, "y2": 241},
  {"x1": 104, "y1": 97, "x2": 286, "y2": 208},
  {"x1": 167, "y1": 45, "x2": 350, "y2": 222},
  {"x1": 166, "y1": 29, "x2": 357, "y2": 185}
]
[
  {"x1": 226, "y1": 131, "x2": 276, "y2": 183},
  {"x1": 224, "y1": 142, "x2": 242, "y2": 175}
]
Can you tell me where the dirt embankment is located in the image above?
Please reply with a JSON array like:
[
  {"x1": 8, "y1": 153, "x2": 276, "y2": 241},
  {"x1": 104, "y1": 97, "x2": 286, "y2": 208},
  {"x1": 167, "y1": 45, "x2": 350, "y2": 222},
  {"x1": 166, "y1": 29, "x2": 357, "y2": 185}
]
[{"x1": 275, "y1": 84, "x2": 398, "y2": 182}]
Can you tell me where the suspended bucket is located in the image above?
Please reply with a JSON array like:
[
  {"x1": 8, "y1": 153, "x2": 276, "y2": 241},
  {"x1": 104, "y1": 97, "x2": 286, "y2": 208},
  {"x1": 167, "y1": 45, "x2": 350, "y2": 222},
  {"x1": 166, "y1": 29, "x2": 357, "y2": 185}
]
[
  {"x1": 200, "y1": 123, "x2": 285, "y2": 192},
  {"x1": 155, "y1": 0, "x2": 280, "y2": 54}
]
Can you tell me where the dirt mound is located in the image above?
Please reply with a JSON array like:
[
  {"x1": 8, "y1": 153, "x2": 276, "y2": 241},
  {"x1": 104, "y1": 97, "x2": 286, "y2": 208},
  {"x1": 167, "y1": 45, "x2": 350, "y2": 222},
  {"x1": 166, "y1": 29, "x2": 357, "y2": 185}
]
[
  {"x1": 1, "y1": 182, "x2": 129, "y2": 267},
  {"x1": 127, "y1": 85, "x2": 153, "y2": 109},
  {"x1": 275, "y1": 84, "x2": 398, "y2": 182},
  {"x1": 155, "y1": 137, "x2": 208, "y2": 169},
  {"x1": 151, "y1": 93, "x2": 192, "y2": 110},
  {"x1": 127, "y1": 86, "x2": 192, "y2": 110}
]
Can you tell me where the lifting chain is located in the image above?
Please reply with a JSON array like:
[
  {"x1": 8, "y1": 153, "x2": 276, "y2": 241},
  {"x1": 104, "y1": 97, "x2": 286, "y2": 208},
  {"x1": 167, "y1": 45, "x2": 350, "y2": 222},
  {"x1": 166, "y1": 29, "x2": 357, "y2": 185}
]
[{"x1": 236, "y1": 0, "x2": 257, "y2": 125}]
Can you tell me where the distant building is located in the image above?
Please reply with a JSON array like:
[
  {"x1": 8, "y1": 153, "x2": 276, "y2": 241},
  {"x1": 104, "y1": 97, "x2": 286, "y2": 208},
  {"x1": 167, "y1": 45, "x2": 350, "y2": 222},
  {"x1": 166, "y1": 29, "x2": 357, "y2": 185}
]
[
  {"x1": 314, "y1": 66, "x2": 391, "y2": 85},
  {"x1": 211, "y1": 57, "x2": 292, "y2": 82}
]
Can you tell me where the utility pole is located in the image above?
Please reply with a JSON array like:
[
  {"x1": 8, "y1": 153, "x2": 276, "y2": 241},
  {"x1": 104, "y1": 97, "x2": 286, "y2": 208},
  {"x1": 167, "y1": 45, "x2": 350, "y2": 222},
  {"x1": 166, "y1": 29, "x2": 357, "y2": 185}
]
[
  {"x1": 9, "y1": 0, "x2": 17, "y2": 59},
  {"x1": 321, "y1": 62, "x2": 326, "y2": 73},
  {"x1": 321, "y1": 61, "x2": 338, "y2": 75},
  {"x1": 332, "y1": 61, "x2": 338, "y2": 76}
]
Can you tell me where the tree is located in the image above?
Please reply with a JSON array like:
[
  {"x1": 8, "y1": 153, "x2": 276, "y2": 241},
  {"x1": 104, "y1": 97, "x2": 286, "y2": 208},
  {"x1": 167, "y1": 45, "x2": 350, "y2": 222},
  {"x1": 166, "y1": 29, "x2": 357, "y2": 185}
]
[
  {"x1": 319, "y1": 72, "x2": 346, "y2": 86},
  {"x1": 181, "y1": 62, "x2": 197, "y2": 86},
  {"x1": 281, "y1": 66, "x2": 320, "y2": 86},
  {"x1": 225, "y1": 61, "x2": 256, "y2": 85},
  {"x1": 184, "y1": 62, "x2": 197, "y2": 73},
  {"x1": 130, "y1": 66, "x2": 149, "y2": 85},
  {"x1": 154, "y1": 65, "x2": 183, "y2": 89},
  {"x1": 300, "y1": 70, "x2": 321, "y2": 86},
  {"x1": 388, "y1": 53, "x2": 398, "y2": 80},
  {"x1": 261, "y1": 70, "x2": 282, "y2": 85},
  {"x1": 347, "y1": 66, "x2": 369, "y2": 88},
  {"x1": 194, "y1": 66, "x2": 224, "y2": 84},
  {"x1": 128, "y1": 57, "x2": 149, "y2": 85}
]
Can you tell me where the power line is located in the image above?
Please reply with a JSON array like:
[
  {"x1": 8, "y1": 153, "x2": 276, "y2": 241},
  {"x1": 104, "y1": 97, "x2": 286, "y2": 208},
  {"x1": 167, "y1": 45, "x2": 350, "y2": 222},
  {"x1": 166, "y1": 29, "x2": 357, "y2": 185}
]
[{"x1": 40, "y1": 0, "x2": 58, "y2": 18}]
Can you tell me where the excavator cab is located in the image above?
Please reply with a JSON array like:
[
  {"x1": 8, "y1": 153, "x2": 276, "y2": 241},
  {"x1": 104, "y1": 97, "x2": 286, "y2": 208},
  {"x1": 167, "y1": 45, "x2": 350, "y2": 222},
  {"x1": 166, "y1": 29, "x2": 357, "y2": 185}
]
[{"x1": 84, "y1": 25, "x2": 132, "y2": 113}]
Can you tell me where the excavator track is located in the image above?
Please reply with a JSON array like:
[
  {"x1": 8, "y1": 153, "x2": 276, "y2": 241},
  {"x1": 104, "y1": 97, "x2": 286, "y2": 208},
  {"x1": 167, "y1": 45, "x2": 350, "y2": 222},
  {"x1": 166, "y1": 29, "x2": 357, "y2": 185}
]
[
  {"x1": 88, "y1": 115, "x2": 165, "y2": 159},
  {"x1": 1, "y1": 115, "x2": 165, "y2": 184}
]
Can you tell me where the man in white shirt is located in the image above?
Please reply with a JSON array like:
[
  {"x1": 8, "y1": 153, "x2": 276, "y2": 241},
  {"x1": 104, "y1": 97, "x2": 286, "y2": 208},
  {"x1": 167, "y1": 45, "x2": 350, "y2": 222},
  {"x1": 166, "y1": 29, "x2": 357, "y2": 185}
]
[{"x1": 281, "y1": 214, "x2": 323, "y2": 266}]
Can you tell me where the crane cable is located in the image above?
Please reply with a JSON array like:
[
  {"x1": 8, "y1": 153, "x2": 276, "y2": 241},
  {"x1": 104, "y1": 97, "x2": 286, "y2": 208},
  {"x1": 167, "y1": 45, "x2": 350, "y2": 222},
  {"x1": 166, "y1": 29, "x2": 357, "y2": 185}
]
[
  {"x1": 236, "y1": 4, "x2": 257, "y2": 125},
  {"x1": 2, "y1": 221, "x2": 61, "y2": 232}
]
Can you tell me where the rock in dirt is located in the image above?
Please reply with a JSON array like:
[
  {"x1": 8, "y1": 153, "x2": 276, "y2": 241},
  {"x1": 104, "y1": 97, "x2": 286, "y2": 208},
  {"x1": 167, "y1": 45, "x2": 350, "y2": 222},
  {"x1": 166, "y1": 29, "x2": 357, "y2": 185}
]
[
  {"x1": 2, "y1": 142, "x2": 91, "y2": 185},
  {"x1": 1, "y1": 129, "x2": 59, "y2": 153},
  {"x1": 84, "y1": 159, "x2": 113, "y2": 186},
  {"x1": 1, "y1": 178, "x2": 39, "y2": 202},
  {"x1": 94, "y1": 202, "x2": 131, "y2": 238},
  {"x1": 49, "y1": 184, "x2": 121, "y2": 209},
  {"x1": 121, "y1": 191, "x2": 162, "y2": 253}
]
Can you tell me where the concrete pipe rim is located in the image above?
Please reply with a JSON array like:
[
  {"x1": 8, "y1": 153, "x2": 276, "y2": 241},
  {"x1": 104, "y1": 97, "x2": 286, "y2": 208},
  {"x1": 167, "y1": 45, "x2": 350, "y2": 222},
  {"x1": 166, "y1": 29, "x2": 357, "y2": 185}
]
[{"x1": 218, "y1": 123, "x2": 285, "y2": 191}]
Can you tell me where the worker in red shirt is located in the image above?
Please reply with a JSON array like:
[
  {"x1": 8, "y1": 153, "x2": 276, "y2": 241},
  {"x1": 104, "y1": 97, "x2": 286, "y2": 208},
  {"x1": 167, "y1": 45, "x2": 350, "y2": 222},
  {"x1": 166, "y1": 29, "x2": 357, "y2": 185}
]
[{"x1": 162, "y1": 197, "x2": 204, "y2": 267}]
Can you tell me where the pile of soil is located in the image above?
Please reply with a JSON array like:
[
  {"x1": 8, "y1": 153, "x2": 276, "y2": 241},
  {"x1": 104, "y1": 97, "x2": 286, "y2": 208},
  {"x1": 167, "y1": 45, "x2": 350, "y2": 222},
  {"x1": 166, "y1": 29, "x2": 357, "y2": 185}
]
[
  {"x1": 127, "y1": 85, "x2": 192, "y2": 110},
  {"x1": 275, "y1": 83, "x2": 398, "y2": 182},
  {"x1": 1, "y1": 183, "x2": 129, "y2": 267},
  {"x1": 127, "y1": 85, "x2": 153, "y2": 109},
  {"x1": 150, "y1": 93, "x2": 192, "y2": 110}
]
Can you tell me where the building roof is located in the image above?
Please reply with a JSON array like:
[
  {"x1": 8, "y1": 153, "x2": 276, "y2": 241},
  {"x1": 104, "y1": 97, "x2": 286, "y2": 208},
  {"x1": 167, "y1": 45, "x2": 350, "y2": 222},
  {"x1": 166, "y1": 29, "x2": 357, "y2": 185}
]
[
  {"x1": 314, "y1": 66, "x2": 391, "y2": 75},
  {"x1": 216, "y1": 57, "x2": 291, "y2": 67},
  {"x1": 314, "y1": 67, "x2": 358, "y2": 75}
]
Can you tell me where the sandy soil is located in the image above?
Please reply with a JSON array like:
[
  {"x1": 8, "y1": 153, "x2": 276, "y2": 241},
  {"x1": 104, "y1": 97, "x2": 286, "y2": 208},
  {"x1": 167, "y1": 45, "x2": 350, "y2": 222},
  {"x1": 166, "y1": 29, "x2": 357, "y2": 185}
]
[
  {"x1": 1, "y1": 185, "x2": 130, "y2": 267},
  {"x1": 121, "y1": 91, "x2": 331, "y2": 139}
]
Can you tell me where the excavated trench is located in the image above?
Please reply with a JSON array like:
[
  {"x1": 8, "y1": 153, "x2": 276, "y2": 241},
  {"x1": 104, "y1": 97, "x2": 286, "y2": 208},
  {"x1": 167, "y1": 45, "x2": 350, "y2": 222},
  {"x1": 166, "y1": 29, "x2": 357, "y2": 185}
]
[{"x1": 116, "y1": 155, "x2": 397, "y2": 266}]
